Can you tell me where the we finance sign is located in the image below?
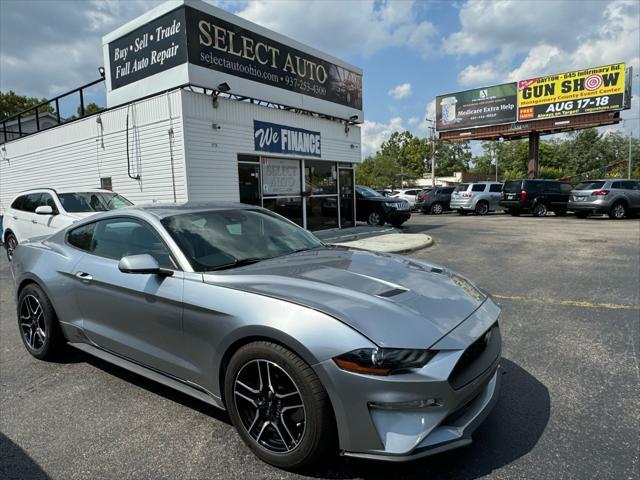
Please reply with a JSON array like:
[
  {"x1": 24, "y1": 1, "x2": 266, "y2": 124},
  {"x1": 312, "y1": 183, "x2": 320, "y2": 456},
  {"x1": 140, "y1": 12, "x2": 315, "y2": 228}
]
[
  {"x1": 517, "y1": 63, "x2": 625, "y2": 121},
  {"x1": 254, "y1": 121, "x2": 321, "y2": 158}
]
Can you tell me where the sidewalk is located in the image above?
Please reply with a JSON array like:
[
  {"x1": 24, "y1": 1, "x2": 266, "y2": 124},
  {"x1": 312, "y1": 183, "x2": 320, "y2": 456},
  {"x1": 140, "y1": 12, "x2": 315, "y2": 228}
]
[{"x1": 314, "y1": 225, "x2": 433, "y2": 254}]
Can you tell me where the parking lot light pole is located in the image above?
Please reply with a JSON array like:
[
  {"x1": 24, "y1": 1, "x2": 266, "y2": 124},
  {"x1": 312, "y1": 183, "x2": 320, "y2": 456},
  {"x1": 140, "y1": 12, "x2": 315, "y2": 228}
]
[{"x1": 629, "y1": 130, "x2": 632, "y2": 178}]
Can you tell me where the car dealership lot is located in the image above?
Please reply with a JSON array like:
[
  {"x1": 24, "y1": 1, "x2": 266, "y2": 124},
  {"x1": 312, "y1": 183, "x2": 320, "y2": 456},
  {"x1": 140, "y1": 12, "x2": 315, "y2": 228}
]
[{"x1": 1, "y1": 213, "x2": 639, "y2": 480}]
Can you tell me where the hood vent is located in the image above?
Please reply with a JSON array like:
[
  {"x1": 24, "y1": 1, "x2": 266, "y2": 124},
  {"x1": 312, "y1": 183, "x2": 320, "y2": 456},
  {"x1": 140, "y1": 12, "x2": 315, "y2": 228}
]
[{"x1": 376, "y1": 288, "x2": 409, "y2": 298}]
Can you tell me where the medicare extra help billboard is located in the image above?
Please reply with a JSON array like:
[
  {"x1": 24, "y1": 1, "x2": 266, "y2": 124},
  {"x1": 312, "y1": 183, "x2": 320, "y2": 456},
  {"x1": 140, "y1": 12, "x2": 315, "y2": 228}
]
[{"x1": 103, "y1": 0, "x2": 363, "y2": 122}]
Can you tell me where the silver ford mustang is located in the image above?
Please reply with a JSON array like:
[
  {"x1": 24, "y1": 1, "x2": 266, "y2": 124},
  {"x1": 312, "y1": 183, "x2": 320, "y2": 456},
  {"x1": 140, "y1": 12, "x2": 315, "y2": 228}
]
[{"x1": 11, "y1": 203, "x2": 502, "y2": 469}]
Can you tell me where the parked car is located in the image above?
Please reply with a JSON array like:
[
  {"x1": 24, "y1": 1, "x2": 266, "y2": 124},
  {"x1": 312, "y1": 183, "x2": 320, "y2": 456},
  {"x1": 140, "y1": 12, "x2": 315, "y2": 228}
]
[
  {"x1": 568, "y1": 179, "x2": 640, "y2": 219},
  {"x1": 414, "y1": 188, "x2": 433, "y2": 211},
  {"x1": 2, "y1": 188, "x2": 133, "y2": 261},
  {"x1": 11, "y1": 202, "x2": 502, "y2": 468},
  {"x1": 375, "y1": 189, "x2": 393, "y2": 197},
  {"x1": 450, "y1": 182, "x2": 503, "y2": 215},
  {"x1": 420, "y1": 187, "x2": 455, "y2": 215},
  {"x1": 499, "y1": 179, "x2": 572, "y2": 217},
  {"x1": 355, "y1": 185, "x2": 411, "y2": 226},
  {"x1": 390, "y1": 188, "x2": 422, "y2": 209}
]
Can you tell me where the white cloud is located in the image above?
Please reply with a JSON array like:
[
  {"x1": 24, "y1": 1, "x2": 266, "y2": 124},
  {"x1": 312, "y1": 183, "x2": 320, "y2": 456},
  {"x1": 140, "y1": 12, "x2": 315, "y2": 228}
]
[
  {"x1": 458, "y1": 61, "x2": 502, "y2": 87},
  {"x1": 388, "y1": 83, "x2": 412, "y2": 100},
  {"x1": 237, "y1": 0, "x2": 437, "y2": 58},
  {"x1": 360, "y1": 117, "x2": 405, "y2": 157},
  {"x1": 0, "y1": 0, "x2": 155, "y2": 97},
  {"x1": 449, "y1": 0, "x2": 640, "y2": 87},
  {"x1": 407, "y1": 116, "x2": 420, "y2": 126}
]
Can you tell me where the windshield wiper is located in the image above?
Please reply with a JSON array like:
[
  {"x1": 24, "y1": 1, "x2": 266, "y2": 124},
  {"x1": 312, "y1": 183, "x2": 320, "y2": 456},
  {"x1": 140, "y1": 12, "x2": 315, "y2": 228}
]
[{"x1": 205, "y1": 258, "x2": 263, "y2": 271}]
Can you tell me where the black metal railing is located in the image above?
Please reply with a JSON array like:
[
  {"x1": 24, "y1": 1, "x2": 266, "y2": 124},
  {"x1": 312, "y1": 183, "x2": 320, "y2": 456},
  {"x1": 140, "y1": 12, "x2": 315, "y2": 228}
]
[{"x1": 1, "y1": 78, "x2": 105, "y2": 144}]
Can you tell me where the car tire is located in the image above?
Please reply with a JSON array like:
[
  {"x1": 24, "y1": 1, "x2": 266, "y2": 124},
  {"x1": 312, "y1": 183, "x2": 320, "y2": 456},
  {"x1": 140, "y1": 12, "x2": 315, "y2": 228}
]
[
  {"x1": 225, "y1": 341, "x2": 335, "y2": 470},
  {"x1": 608, "y1": 201, "x2": 627, "y2": 220},
  {"x1": 475, "y1": 201, "x2": 489, "y2": 216},
  {"x1": 5, "y1": 232, "x2": 17, "y2": 262},
  {"x1": 430, "y1": 202, "x2": 444, "y2": 215},
  {"x1": 532, "y1": 203, "x2": 548, "y2": 217},
  {"x1": 575, "y1": 211, "x2": 589, "y2": 219},
  {"x1": 17, "y1": 284, "x2": 67, "y2": 360},
  {"x1": 367, "y1": 210, "x2": 385, "y2": 226},
  {"x1": 458, "y1": 209, "x2": 468, "y2": 216}
]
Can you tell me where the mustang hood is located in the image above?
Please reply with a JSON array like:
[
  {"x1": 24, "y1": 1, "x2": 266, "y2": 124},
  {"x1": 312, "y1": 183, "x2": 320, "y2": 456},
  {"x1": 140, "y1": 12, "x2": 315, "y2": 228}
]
[{"x1": 203, "y1": 247, "x2": 487, "y2": 349}]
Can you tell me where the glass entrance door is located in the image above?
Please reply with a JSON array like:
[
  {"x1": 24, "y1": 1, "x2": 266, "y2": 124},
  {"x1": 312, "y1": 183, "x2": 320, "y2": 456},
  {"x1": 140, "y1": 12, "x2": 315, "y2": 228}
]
[
  {"x1": 238, "y1": 162, "x2": 261, "y2": 205},
  {"x1": 339, "y1": 168, "x2": 355, "y2": 228}
]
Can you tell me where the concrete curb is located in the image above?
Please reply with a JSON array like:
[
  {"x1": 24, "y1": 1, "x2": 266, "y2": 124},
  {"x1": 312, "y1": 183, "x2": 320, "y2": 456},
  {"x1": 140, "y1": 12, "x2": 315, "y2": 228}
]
[{"x1": 332, "y1": 233, "x2": 434, "y2": 254}]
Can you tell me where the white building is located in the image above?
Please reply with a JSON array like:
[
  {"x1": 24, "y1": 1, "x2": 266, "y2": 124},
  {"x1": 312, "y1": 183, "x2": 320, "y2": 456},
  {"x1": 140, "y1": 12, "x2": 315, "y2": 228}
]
[{"x1": 0, "y1": 0, "x2": 363, "y2": 231}]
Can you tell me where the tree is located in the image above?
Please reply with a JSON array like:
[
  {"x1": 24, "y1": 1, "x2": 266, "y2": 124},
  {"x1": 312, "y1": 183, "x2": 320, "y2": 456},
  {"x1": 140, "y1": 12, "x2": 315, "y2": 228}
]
[
  {"x1": 77, "y1": 102, "x2": 103, "y2": 117},
  {"x1": 0, "y1": 91, "x2": 54, "y2": 119},
  {"x1": 434, "y1": 140, "x2": 471, "y2": 176}
]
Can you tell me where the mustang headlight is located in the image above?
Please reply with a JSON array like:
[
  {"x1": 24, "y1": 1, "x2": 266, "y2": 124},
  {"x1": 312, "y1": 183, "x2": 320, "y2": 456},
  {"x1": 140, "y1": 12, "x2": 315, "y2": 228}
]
[{"x1": 333, "y1": 348, "x2": 436, "y2": 375}]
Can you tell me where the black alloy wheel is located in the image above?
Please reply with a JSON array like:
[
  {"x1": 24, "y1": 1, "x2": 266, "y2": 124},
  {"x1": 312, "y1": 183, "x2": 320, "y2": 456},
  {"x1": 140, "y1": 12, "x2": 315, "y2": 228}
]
[
  {"x1": 17, "y1": 284, "x2": 66, "y2": 360},
  {"x1": 225, "y1": 342, "x2": 335, "y2": 469}
]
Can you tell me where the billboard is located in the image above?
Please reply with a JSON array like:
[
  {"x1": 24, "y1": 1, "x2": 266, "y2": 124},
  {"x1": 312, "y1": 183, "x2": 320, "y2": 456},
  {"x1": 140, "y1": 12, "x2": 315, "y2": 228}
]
[
  {"x1": 104, "y1": 0, "x2": 363, "y2": 121},
  {"x1": 517, "y1": 63, "x2": 625, "y2": 121},
  {"x1": 436, "y1": 83, "x2": 517, "y2": 131}
]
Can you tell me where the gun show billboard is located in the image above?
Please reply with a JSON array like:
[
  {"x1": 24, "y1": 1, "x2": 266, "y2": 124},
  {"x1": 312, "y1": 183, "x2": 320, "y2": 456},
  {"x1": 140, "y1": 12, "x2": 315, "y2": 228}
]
[
  {"x1": 436, "y1": 83, "x2": 517, "y2": 131},
  {"x1": 517, "y1": 63, "x2": 625, "y2": 121}
]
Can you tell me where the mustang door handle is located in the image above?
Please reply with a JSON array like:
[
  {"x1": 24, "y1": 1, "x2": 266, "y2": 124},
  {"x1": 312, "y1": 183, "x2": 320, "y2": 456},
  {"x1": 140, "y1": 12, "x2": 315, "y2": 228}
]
[
  {"x1": 31, "y1": 219, "x2": 38, "y2": 224},
  {"x1": 75, "y1": 271, "x2": 93, "y2": 282}
]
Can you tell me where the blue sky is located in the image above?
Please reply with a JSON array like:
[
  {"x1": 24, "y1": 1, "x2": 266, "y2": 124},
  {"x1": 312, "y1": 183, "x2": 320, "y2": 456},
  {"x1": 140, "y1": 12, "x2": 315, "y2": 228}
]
[{"x1": 1, "y1": 0, "x2": 639, "y2": 158}]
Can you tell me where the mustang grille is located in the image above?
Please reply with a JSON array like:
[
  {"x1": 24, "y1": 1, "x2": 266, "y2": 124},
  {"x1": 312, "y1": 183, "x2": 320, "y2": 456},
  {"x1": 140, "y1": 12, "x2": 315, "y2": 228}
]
[{"x1": 448, "y1": 323, "x2": 500, "y2": 390}]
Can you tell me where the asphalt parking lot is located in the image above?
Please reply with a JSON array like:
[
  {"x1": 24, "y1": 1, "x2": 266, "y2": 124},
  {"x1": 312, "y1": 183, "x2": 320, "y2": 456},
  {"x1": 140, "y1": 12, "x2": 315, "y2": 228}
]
[{"x1": 1, "y1": 212, "x2": 639, "y2": 480}]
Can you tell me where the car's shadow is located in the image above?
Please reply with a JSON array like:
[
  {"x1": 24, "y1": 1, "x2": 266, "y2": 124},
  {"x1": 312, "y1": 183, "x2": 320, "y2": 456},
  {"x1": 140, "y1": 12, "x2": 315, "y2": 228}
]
[
  {"x1": 0, "y1": 433, "x2": 50, "y2": 480},
  {"x1": 75, "y1": 353, "x2": 547, "y2": 479},
  {"x1": 299, "y1": 358, "x2": 549, "y2": 479}
]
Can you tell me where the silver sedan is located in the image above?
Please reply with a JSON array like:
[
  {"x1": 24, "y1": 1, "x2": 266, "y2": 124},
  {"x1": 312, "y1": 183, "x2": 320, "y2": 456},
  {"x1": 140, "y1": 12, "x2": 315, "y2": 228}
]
[{"x1": 11, "y1": 203, "x2": 502, "y2": 469}]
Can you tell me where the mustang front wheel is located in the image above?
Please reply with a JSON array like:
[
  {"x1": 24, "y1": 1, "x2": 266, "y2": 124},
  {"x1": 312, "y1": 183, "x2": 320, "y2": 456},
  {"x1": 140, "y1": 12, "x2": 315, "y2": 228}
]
[{"x1": 225, "y1": 341, "x2": 335, "y2": 469}]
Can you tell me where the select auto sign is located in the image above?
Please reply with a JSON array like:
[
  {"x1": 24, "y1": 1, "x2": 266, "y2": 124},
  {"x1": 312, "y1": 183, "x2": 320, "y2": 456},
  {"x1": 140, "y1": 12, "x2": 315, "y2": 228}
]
[{"x1": 106, "y1": 3, "x2": 362, "y2": 117}]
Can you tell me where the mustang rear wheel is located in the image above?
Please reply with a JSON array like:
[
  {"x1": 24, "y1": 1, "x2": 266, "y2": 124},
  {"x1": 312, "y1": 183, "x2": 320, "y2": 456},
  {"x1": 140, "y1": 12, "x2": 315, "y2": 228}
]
[
  {"x1": 225, "y1": 341, "x2": 335, "y2": 469},
  {"x1": 17, "y1": 284, "x2": 66, "y2": 360}
]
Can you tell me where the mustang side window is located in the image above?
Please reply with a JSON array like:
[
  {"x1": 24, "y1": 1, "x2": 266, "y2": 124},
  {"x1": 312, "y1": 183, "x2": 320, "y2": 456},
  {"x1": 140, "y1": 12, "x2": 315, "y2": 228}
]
[
  {"x1": 91, "y1": 218, "x2": 175, "y2": 269},
  {"x1": 67, "y1": 223, "x2": 96, "y2": 251}
]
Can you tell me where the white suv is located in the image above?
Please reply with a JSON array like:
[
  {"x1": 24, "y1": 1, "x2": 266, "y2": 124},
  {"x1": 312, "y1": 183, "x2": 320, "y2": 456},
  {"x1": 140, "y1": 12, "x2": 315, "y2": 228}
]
[
  {"x1": 390, "y1": 188, "x2": 422, "y2": 210},
  {"x1": 3, "y1": 188, "x2": 133, "y2": 260}
]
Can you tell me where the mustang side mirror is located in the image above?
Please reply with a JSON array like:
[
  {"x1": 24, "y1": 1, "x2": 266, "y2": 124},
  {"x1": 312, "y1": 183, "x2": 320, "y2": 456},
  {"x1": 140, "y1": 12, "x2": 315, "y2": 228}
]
[
  {"x1": 118, "y1": 254, "x2": 173, "y2": 276},
  {"x1": 35, "y1": 206, "x2": 54, "y2": 215}
]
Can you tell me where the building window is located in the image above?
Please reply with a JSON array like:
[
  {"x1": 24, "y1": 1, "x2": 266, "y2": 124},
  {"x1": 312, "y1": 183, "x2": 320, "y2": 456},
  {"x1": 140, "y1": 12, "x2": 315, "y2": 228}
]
[
  {"x1": 305, "y1": 161, "x2": 336, "y2": 195},
  {"x1": 100, "y1": 177, "x2": 112, "y2": 190},
  {"x1": 262, "y1": 197, "x2": 303, "y2": 226}
]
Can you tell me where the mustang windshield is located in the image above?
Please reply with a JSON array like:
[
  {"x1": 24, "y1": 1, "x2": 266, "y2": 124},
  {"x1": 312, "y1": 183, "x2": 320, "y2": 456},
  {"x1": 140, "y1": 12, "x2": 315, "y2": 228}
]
[{"x1": 161, "y1": 209, "x2": 322, "y2": 271}]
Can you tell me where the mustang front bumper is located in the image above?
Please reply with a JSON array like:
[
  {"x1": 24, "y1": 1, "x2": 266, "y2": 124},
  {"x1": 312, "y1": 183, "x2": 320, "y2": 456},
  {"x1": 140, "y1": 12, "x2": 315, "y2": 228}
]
[{"x1": 314, "y1": 299, "x2": 502, "y2": 460}]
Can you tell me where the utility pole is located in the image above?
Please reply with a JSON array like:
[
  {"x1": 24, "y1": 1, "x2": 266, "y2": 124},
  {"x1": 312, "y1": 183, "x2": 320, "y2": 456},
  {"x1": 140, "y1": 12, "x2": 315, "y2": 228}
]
[
  {"x1": 425, "y1": 118, "x2": 436, "y2": 187},
  {"x1": 629, "y1": 130, "x2": 633, "y2": 178}
]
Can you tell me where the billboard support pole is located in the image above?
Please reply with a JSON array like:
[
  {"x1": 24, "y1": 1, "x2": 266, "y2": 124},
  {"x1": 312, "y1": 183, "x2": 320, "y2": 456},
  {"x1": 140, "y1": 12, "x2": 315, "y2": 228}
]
[{"x1": 528, "y1": 131, "x2": 540, "y2": 178}]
